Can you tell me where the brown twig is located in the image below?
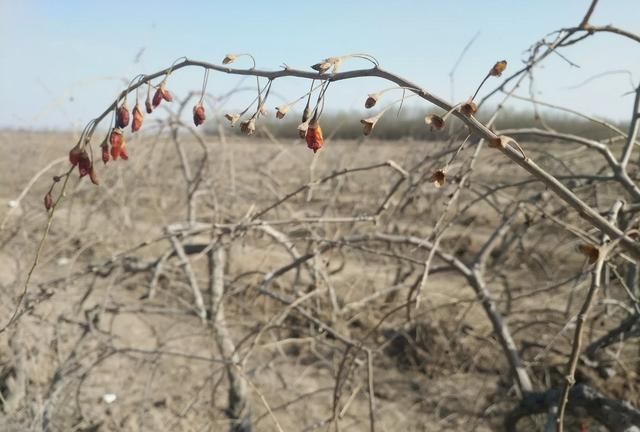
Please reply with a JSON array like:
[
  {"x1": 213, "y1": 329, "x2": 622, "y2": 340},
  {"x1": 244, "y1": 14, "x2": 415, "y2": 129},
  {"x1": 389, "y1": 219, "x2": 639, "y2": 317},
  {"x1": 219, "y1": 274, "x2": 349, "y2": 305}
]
[
  {"x1": 209, "y1": 246, "x2": 252, "y2": 432},
  {"x1": 556, "y1": 232, "x2": 617, "y2": 429}
]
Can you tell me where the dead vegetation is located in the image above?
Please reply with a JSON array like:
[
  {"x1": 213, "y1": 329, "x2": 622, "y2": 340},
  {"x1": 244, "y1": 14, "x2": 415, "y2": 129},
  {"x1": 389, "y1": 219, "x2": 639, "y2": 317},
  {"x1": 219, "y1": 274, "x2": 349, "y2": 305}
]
[
  {"x1": 1, "y1": 1, "x2": 640, "y2": 431},
  {"x1": 0, "y1": 125, "x2": 638, "y2": 431}
]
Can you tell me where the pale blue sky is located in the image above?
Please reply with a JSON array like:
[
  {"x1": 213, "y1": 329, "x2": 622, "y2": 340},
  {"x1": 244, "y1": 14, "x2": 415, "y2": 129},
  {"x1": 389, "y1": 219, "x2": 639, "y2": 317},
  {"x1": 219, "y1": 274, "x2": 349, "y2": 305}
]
[{"x1": 1, "y1": 0, "x2": 639, "y2": 130}]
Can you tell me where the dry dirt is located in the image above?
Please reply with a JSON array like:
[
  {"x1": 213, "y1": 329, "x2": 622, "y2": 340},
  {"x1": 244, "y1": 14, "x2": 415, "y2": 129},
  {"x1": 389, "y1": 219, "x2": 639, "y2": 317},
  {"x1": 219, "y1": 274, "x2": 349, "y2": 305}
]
[{"x1": 0, "y1": 128, "x2": 636, "y2": 431}]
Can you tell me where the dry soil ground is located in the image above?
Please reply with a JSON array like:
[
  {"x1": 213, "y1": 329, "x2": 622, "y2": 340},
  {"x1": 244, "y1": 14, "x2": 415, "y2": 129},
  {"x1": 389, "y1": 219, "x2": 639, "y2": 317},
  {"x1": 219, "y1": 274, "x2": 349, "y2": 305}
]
[{"x1": 0, "y1": 129, "x2": 637, "y2": 431}]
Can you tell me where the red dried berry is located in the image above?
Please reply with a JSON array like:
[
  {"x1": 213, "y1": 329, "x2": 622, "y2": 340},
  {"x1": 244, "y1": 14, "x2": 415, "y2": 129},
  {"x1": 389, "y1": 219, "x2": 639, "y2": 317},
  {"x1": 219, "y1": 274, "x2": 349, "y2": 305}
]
[
  {"x1": 161, "y1": 87, "x2": 173, "y2": 102},
  {"x1": 69, "y1": 145, "x2": 82, "y2": 166},
  {"x1": 305, "y1": 124, "x2": 324, "y2": 153},
  {"x1": 132, "y1": 104, "x2": 143, "y2": 132},
  {"x1": 101, "y1": 143, "x2": 110, "y2": 164},
  {"x1": 110, "y1": 145, "x2": 120, "y2": 160},
  {"x1": 44, "y1": 192, "x2": 53, "y2": 210},
  {"x1": 77, "y1": 150, "x2": 91, "y2": 177},
  {"x1": 109, "y1": 128, "x2": 124, "y2": 160},
  {"x1": 116, "y1": 104, "x2": 130, "y2": 128},
  {"x1": 152, "y1": 88, "x2": 163, "y2": 108},
  {"x1": 109, "y1": 128, "x2": 122, "y2": 146},
  {"x1": 152, "y1": 84, "x2": 172, "y2": 108},
  {"x1": 193, "y1": 104, "x2": 205, "y2": 127}
]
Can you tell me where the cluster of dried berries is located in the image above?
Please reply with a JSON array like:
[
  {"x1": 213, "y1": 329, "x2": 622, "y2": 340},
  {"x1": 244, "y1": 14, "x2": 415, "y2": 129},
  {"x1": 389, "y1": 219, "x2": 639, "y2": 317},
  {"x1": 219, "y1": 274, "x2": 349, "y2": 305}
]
[
  {"x1": 223, "y1": 72, "x2": 326, "y2": 153},
  {"x1": 297, "y1": 102, "x2": 324, "y2": 153},
  {"x1": 64, "y1": 77, "x2": 183, "y2": 198},
  {"x1": 59, "y1": 57, "x2": 511, "y2": 214},
  {"x1": 117, "y1": 100, "x2": 145, "y2": 133},
  {"x1": 358, "y1": 60, "x2": 506, "y2": 139},
  {"x1": 69, "y1": 145, "x2": 99, "y2": 185},
  {"x1": 108, "y1": 128, "x2": 128, "y2": 161},
  {"x1": 152, "y1": 82, "x2": 173, "y2": 108}
]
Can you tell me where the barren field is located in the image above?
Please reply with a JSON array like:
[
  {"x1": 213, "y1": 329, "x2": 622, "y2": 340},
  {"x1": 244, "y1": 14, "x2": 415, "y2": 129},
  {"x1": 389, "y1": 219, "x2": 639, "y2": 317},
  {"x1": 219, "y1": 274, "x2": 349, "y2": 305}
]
[{"x1": 0, "y1": 125, "x2": 638, "y2": 432}]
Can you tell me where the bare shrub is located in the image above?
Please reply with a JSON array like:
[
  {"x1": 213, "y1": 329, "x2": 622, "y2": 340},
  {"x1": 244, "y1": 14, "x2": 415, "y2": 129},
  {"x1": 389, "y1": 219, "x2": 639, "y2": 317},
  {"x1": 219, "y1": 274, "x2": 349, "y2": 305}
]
[{"x1": 1, "y1": 1, "x2": 639, "y2": 431}]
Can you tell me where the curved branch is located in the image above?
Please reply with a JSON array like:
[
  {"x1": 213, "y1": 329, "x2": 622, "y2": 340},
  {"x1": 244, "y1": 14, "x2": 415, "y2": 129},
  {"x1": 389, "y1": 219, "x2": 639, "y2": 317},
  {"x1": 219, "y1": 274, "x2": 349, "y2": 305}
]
[
  {"x1": 565, "y1": 25, "x2": 640, "y2": 45},
  {"x1": 498, "y1": 127, "x2": 640, "y2": 201},
  {"x1": 69, "y1": 57, "x2": 640, "y2": 260},
  {"x1": 496, "y1": 128, "x2": 615, "y2": 160}
]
